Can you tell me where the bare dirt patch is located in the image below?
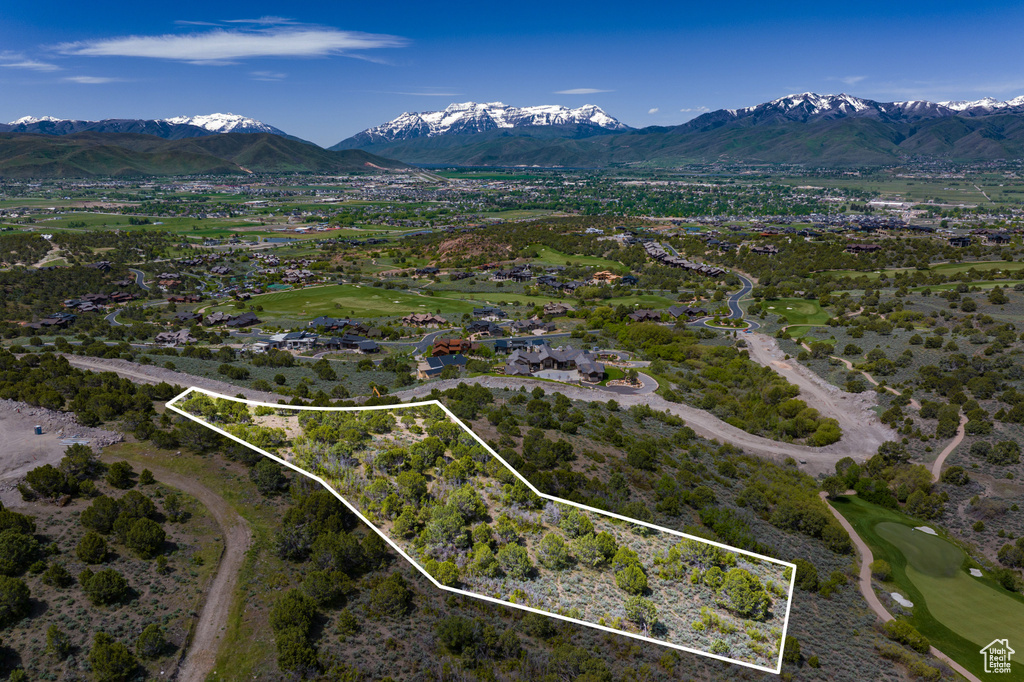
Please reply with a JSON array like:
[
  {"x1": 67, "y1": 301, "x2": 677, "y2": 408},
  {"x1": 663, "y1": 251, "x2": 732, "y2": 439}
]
[{"x1": 0, "y1": 399, "x2": 122, "y2": 506}]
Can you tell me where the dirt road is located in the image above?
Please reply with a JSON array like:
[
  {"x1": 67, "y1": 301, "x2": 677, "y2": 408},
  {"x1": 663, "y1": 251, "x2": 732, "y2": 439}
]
[
  {"x1": 63, "y1": 355, "x2": 282, "y2": 403},
  {"x1": 68, "y1": 348, "x2": 887, "y2": 476},
  {"x1": 394, "y1": 376, "x2": 884, "y2": 476},
  {"x1": 820, "y1": 492, "x2": 981, "y2": 682},
  {"x1": 125, "y1": 460, "x2": 252, "y2": 682},
  {"x1": 744, "y1": 333, "x2": 897, "y2": 453}
]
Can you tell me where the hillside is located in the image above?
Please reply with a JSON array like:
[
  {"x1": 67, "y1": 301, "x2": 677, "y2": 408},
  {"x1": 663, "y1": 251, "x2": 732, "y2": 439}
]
[
  {"x1": 342, "y1": 93, "x2": 1024, "y2": 167},
  {"x1": 349, "y1": 114, "x2": 1024, "y2": 167},
  {"x1": 0, "y1": 132, "x2": 409, "y2": 178}
]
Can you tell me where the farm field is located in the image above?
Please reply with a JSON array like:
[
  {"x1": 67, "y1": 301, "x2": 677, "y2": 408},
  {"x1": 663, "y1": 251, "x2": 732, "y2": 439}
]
[{"x1": 833, "y1": 496, "x2": 1024, "y2": 679}]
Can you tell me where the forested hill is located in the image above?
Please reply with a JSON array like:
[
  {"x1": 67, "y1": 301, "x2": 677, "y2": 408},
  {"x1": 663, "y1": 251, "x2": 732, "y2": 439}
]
[{"x1": 0, "y1": 132, "x2": 409, "y2": 178}]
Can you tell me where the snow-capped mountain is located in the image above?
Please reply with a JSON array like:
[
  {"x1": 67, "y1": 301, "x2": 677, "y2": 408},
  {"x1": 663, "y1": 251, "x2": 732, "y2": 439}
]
[
  {"x1": 159, "y1": 113, "x2": 286, "y2": 135},
  {"x1": 7, "y1": 115, "x2": 64, "y2": 125},
  {"x1": 0, "y1": 113, "x2": 303, "y2": 143},
  {"x1": 335, "y1": 102, "x2": 629, "y2": 148},
  {"x1": 679, "y1": 92, "x2": 1024, "y2": 131},
  {"x1": 939, "y1": 95, "x2": 1024, "y2": 115}
]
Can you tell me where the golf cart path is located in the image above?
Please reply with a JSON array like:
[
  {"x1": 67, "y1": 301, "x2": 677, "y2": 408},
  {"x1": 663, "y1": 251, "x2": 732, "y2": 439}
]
[
  {"x1": 820, "y1": 492, "x2": 980, "y2": 682},
  {"x1": 930, "y1": 414, "x2": 969, "y2": 482},
  {"x1": 136, "y1": 462, "x2": 252, "y2": 682},
  {"x1": 829, "y1": 355, "x2": 922, "y2": 409}
]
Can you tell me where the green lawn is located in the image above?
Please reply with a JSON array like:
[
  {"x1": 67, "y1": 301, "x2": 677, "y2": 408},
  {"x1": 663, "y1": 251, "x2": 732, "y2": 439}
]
[
  {"x1": 763, "y1": 298, "x2": 829, "y2": 325},
  {"x1": 209, "y1": 284, "x2": 481, "y2": 321},
  {"x1": 207, "y1": 281, "x2": 686, "y2": 325},
  {"x1": 783, "y1": 324, "x2": 825, "y2": 339},
  {"x1": 528, "y1": 244, "x2": 625, "y2": 270},
  {"x1": 833, "y1": 496, "x2": 1024, "y2": 679}
]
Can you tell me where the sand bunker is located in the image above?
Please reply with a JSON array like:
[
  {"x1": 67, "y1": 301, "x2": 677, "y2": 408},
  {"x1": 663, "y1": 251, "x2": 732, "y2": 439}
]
[{"x1": 891, "y1": 593, "x2": 914, "y2": 608}]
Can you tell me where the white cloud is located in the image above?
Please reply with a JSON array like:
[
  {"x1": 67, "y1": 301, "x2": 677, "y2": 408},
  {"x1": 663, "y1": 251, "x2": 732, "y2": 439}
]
[
  {"x1": 0, "y1": 52, "x2": 61, "y2": 72},
  {"x1": 250, "y1": 70, "x2": 286, "y2": 81},
  {"x1": 554, "y1": 88, "x2": 613, "y2": 95},
  {"x1": 63, "y1": 76, "x2": 123, "y2": 84},
  {"x1": 223, "y1": 16, "x2": 298, "y2": 26},
  {"x1": 680, "y1": 106, "x2": 710, "y2": 113},
  {"x1": 832, "y1": 75, "x2": 867, "y2": 86},
  {"x1": 56, "y1": 26, "x2": 407, "y2": 64},
  {"x1": 647, "y1": 107, "x2": 659, "y2": 114},
  {"x1": 381, "y1": 91, "x2": 463, "y2": 96}
]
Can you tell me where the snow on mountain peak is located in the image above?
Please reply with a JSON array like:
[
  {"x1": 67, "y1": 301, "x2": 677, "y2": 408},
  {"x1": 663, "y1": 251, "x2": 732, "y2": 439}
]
[
  {"x1": 8, "y1": 115, "x2": 64, "y2": 125},
  {"x1": 159, "y1": 113, "x2": 278, "y2": 134},
  {"x1": 938, "y1": 95, "x2": 1024, "y2": 111},
  {"x1": 351, "y1": 102, "x2": 629, "y2": 144}
]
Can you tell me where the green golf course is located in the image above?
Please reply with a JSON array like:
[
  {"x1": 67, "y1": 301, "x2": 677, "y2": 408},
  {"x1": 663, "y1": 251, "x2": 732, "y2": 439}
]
[
  {"x1": 834, "y1": 496, "x2": 1024, "y2": 679},
  {"x1": 764, "y1": 298, "x2": 829, "y2": 326}
]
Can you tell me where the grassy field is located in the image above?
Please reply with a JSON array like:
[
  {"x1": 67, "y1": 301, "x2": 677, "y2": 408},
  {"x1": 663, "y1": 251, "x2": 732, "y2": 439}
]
[
  {"x1": 209, "y1": 284, "x2": 480, "y2": 320},
  {"x1": 528, "y1": 244, "x2": 625, "y2": 270},
  {"x1": 783, "y1": 324, "x2": 827, "y2": 338},
  {"x1": 764, "y1": 298, "x2": 829, "y2": 325},
  {"x1": 833, "y1": 496, "x2": 1024, "y2": 679},
  {"x1": 208, "y1": 282, "x2": 682, "y2": 323}
]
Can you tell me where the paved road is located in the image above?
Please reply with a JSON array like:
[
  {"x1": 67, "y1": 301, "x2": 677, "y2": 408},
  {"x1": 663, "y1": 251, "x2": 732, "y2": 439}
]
[
  {"x1": 689, "y1": 271, "x2": 761, "y2": 331},
  {"x1": 129, "y1": 268, "x2": 150, "y2": 291},
  {"x1": 820, "y1": 492, "x2": 981, "y2": 682}
]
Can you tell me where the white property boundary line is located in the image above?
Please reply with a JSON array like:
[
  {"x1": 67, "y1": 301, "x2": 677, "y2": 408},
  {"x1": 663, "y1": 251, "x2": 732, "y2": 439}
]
[{"x1": 166, "y1": 386, "x2": 797, "y2": 674}]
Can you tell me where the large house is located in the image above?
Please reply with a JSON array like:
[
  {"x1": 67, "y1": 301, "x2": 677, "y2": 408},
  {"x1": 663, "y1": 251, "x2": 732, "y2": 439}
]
[
  {"x1": 543, "y1": 302, "x2": 574, "y2": 317},
  {"x1": 667, "y1": 305, "x2": 708, "y2": 319},
  {"x1": 433, "y1": 338, "x2": 474, "y2": 356},
  {"x1": 155, "y1": 329, "x2": 197, "y2": 346},
  {"x1": 845, "y1": 243, "x2": 882, "y2": 254},
  {"x1": 417, "y1": 354, "x2": 466, "y2": 379},
  {"x1": 473, "y1": 306, "x2": 507, "y2": 320},
  {"x1": 588, "y1": 271, "x2": 621, "y2": 285},
  {"x1": 504, "y1": 344, "x2": 604, "y2": 383},
  {"x1": 402, "y1": 313, "x2": 448, "y2": 328},
  {"x1": 628, "y1": 309, "x2": 663, "y2": 323},
  {"x1": 466, "y1": 320, "x2": 504, "y2": 336},
  {"x1": 510, "y1": 318, "x2": 555, "y2": 334},
  {"x1": 225, "y1": 312, "x2": 261, "y2": 328}
]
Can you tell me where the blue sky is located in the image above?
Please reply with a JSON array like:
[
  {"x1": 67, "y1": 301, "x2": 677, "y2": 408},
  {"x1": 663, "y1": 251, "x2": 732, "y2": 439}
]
[{"x1": 1, "y1": 1, "x2": 1023, "y2": 146}]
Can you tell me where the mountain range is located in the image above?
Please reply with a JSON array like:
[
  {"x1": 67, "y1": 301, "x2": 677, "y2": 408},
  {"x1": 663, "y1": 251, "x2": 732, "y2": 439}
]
[
  {"x1": 5, "y1": 92, "x2": 1024, "y2": 174},
  {"x1": 0, "y1": 113, "x2": 309, "y2": 143},
  {"x1": 0, "y1": 132, "x2": 407, "y2": 178},
  {"x1": 334, "y1": 93, "x2": 1024, "y2": 167},
  {"x1": 330, "y1": 102, "x2": 628, "y2": 149}
]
